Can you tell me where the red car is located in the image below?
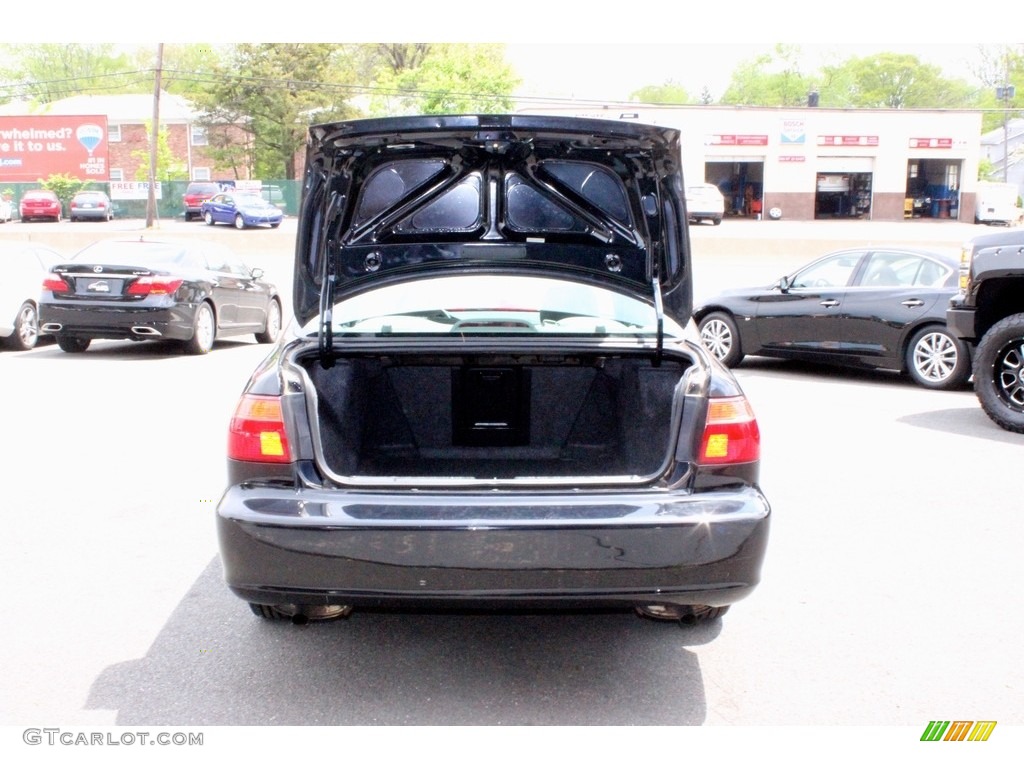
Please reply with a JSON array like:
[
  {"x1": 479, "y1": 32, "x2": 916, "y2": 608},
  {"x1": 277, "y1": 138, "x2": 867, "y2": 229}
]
[
  {"x1": 182, "y1": 181, "x2": 222, "y2": 221},
  {"x1": 19, "y1": 190, "x2": 62, "y2": 222}
]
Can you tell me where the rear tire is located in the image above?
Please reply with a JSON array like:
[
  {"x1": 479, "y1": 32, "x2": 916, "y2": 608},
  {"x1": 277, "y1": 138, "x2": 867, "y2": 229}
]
[
  {"x1": 204, "y1": 210, "x2": 214, "y2": 225},
  {"x1": 905, "y1": 325, "x2": 970, "y2": 390},
  {"x1": 248, "y1": 603, "x2": 353, "y2": 623},
  {"x1": 973, "y1": 313, "x2": 1024, "y2": 433},
  {"x1": 57, "y1": 335, "x2": 90, "y2": 353},
  {"x1": 255, "y1": 298, "x2": 282, "y2": 344},
  {"x1": 184, "y1": 302, "x2": 215, "y2": 355},
  {"x1": 635, "y1": 604, "x2": 730, "y2": 625},
  {"x1": 698, "y1": 311, "x2": 743, "y2": 367},
  {"x1": 9, "y1": 301, "x2": 39, "y2": 350}
]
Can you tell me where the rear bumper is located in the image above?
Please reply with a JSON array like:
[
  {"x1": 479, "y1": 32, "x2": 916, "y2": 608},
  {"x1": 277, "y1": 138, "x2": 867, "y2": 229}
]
[
  {"x1": 39, "y1": 301, "x2": 196, "y2": 341},
  {"x1": 217, "y1": 484, "x2": 770, "y2": 611},
  {"x1": 946, "y1": 306, "x2": 977, "y2": 342}
]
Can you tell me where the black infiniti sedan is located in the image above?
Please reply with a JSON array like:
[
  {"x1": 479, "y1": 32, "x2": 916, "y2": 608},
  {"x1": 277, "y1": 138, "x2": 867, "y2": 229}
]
[
  {"x1": 695, "y1": 246, "x2": 969, "y2": 390},
  {"x1": 39, "y1": 237, "x2": 282, "y2": 354},
  {"x1": 216, "y1": 115, "x2": 771, "y2": 627}
]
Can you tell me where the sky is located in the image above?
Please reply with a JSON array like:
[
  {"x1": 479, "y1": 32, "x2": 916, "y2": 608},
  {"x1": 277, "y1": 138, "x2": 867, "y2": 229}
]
[{"x1": 2, "y1": 0, "x2": 1014, "y2": 106}]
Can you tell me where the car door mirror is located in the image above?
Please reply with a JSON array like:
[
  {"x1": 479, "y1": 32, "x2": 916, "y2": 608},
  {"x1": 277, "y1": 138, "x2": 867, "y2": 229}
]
[
  {"x1": 251, "y1": 267, "x2": 264, "y2": 280},
  {"x1": 777, "y1": 275, "x2": 791, "y2": 293}
]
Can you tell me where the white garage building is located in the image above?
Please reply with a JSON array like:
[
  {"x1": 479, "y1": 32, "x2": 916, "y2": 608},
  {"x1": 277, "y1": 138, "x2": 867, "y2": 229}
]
[{"x1": 524, "y1": 104, "x2": 984, "y2": 223}]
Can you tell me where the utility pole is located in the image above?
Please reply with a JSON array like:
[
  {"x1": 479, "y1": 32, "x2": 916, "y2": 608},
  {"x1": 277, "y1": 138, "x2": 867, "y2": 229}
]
[
  {"x1": 996, "y1": 52, "x2": 1015, "y2": 184},
  {"x1": 146, "y1": 43, "x2": 164, "y2": 228}
]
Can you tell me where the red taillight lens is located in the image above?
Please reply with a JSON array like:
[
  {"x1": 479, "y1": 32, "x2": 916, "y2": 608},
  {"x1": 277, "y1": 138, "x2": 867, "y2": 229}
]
[
  {"x1": 43, "y1": 275, "x2": 71, "y2": 292},
  {"x1": 227, "y1": 395, "x2": 292, "y2": 463},
  {"x1": 127, "y1": 277, "x2": 184, "y2": 296},
  {"x1": 699, "y1": 396, "x2": 761, "y2": 465}
]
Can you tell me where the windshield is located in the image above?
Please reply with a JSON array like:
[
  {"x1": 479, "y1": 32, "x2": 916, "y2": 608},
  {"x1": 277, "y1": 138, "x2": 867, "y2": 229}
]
[{"x1": 305, "y1": 275, "x2": 685, "y2": 338}]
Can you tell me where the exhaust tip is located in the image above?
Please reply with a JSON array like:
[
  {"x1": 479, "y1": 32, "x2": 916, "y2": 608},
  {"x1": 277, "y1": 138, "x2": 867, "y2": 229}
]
[
  {"x1": 131, "y1": 326, "x2": 162, "y2": 337},
  {"x1": 41, "y1": 323, "x2": 62, "y2": 333}
]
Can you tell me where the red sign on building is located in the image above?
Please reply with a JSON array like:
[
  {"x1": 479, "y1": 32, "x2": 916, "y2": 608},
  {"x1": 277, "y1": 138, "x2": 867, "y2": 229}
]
[
  {"x1": 818, "y1": 135, "x2": 879, "y2": 147},
  {"x1": 0, "y1": 115, "x2": 109, "y2": 182},
  {"x1": 909, "y1": 138, "x2": 953, "y2": 149},
  {"x1": 710, "y1": 134, "x2": 769, "y2": 146}
]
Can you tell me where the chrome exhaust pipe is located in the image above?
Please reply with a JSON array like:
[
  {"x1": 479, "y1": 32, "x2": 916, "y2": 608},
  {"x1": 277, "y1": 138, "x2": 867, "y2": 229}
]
[
  {"x1": 41, "y1": 323, "x2": 62, "y2": 333},
  {"x1": 131, "y1": 326, "x2": 162, "y2": 336}
]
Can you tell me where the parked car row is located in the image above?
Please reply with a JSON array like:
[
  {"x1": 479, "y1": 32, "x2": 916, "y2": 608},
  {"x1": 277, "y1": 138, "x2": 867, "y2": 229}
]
[
  {"x1": 3, "y1": 189, "x2": 116, "y2": 223},
  {"x1": 183, "y1": 180, "x2": 287, "y2": 225}
]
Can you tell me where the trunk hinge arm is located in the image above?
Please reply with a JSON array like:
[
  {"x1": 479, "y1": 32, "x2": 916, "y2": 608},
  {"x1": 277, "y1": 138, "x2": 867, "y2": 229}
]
[
  {"x1": 317, "y1": 189, "x2": 347, "y2": 370},
  {"x1": 318, "y1": 265, "x2": 336, "y2": 370},
  {"x1": 652, "y1": 274, "x2": 664, "y2": 367}
]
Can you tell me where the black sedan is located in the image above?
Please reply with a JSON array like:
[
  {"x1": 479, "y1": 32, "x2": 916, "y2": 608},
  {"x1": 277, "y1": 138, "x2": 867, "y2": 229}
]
[
  {"x1": 39, "y1": 237, "x2": 282, "y2": 355},
  {"x1": 694, "y1": 246, "x2": 970, "y2": 390}
]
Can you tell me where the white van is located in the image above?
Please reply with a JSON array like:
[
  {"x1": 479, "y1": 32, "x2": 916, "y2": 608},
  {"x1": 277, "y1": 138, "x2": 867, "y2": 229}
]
[{"x1": 975, "y1": 181, "x2": 1023, "y2": 226}]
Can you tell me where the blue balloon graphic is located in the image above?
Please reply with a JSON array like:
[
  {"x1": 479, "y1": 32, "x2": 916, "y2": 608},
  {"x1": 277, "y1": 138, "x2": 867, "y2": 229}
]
[{"x1": 77, "y1": 124, "x2": 104, "y2": 156}]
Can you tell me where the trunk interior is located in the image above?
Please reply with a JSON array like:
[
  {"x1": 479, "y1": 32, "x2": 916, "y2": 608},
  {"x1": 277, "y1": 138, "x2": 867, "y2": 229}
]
[{"x1": 298, "y1": 351, "x2": 691, "y2": 482}]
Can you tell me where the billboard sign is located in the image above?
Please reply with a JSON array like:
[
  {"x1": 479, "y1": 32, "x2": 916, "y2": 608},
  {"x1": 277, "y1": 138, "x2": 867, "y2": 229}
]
[{"x1": 0, "y1": 115, "x2": 109, "y2": 182}]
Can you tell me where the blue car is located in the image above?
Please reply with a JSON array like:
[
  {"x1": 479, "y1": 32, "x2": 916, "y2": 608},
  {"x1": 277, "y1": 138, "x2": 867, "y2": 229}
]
[{"x1": 201, "y1": 191, "x2": 283, "y2": 229}]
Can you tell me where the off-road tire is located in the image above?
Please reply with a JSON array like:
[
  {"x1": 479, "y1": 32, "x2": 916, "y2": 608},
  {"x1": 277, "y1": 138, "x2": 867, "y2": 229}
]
[{"x1": 973, "y1": 312, "x2": 1024, "y2": 433}]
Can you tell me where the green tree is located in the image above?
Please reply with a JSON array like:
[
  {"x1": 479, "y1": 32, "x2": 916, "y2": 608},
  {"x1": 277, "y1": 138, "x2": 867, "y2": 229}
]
[
  {"x1": 720, "y1": 45, "x2": 814, "y2": 107},
  {"x1": 191, "y1": 43, "x2": 357, "y2": 179},
  {"x1": 630, "y1": 81, "x2": 690, "y2": 105},
  {"x1": 0, "y1": 43, "x2": 136, "y2": 103},
  {"x1": 819, "y1": 53, "x2": 974, "y2": 109},
  {"x1": 130, "y1": 124, "x2": 189, "y2": 181},
  {"x1": 367, "y1": 44, "x2": 519, "y2": 116}
]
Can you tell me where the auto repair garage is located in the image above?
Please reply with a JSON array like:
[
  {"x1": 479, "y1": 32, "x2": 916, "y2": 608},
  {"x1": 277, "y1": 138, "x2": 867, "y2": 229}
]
[{"x1": 527, "y1": 105, "x2": 981, "y2": 223}]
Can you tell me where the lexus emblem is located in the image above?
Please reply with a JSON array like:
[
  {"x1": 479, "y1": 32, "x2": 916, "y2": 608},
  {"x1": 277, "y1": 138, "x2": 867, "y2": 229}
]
[{"x1": 93, "y1": 266, "x2": 103, "y2": 273}]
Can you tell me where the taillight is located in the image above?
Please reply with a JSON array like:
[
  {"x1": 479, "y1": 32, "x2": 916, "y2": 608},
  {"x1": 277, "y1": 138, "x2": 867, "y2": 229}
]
[
  {"x1": 127, "y1": 277, "x2": 184, "y2": 296},
  {"x1": 699, "y1": 395, "x2": 760, "y2": 465},
  {"x1": 227, "y1": 394, "x2": 292, "y2": 463},
  {"x1": 43, "y1": 275, "x2": 71, "y2": 292}
]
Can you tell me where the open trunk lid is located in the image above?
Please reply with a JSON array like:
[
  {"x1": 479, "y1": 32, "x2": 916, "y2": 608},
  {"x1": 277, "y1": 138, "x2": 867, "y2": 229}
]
[{"x1": 293, "y1": 114, "x2": 692, "y2": 334}]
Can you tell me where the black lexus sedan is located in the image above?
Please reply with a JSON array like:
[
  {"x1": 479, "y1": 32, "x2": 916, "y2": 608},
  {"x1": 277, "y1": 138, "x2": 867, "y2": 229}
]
[
  {"x1": 695, "y1": 246, "x2": 970, "y2": 390},
  {"x1": 39, "y1": 237, "x2": 282, "y2": 354},
  {"x1": 215, "y1": 114, "x2": 771, "y2": 627}
]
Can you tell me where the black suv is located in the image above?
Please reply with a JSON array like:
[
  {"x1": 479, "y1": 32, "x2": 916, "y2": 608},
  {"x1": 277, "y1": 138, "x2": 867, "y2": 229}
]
[
  {"x1": 947, "y1": 228, "x2": 1024, "y2": 432},
  {"x1": 215, "y1": 115, "x2": 771, "y2": 626}
]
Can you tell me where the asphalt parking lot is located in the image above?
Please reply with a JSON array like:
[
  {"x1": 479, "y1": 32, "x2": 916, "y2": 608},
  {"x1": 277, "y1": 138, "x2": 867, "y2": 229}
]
[{"x1": 1, "y1": 216, "x2": 1021, "y2": 753}]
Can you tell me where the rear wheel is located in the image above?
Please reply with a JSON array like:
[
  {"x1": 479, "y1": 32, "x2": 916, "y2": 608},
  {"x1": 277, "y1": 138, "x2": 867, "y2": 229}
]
[
  {"x1": 57, "y1": 335, "x2": 90, "y2": 353},
  {"x1": 9, "y1": 301, "x2": 39, "y2": 350},
  {"x1": 973, "y1": 313, "x2": 1024, "y2": 433},
  {"x1": 184, "y1": 302, "x2": 215, "y2": 355},
  {"x1": 906, "y1": 325, "x2": 970, "y2": 390},
  {"x1": 255, "y1": 298, "x2": 282, "y2": 344},
  {"x1": 248, "y1": 603, "x2": 353, "y2": 623},
  {"x1": 698, "y1": 311, "x2": 743, "y2": 367},
  {"x1": 203, "y1": 210, "x2": 214, "y2": 225},
  {"x1": 635, "y1": 604, "x2": 730, "y2": 625}
]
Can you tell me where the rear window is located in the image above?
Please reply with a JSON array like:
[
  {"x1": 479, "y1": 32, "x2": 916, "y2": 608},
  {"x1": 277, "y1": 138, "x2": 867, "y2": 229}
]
[
  {"x1": 314, "y1": 274, "x2": 682, "y2": 338},
  {"x1": 186, "y1": 183, "x2": 220, "y2": 195}
]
